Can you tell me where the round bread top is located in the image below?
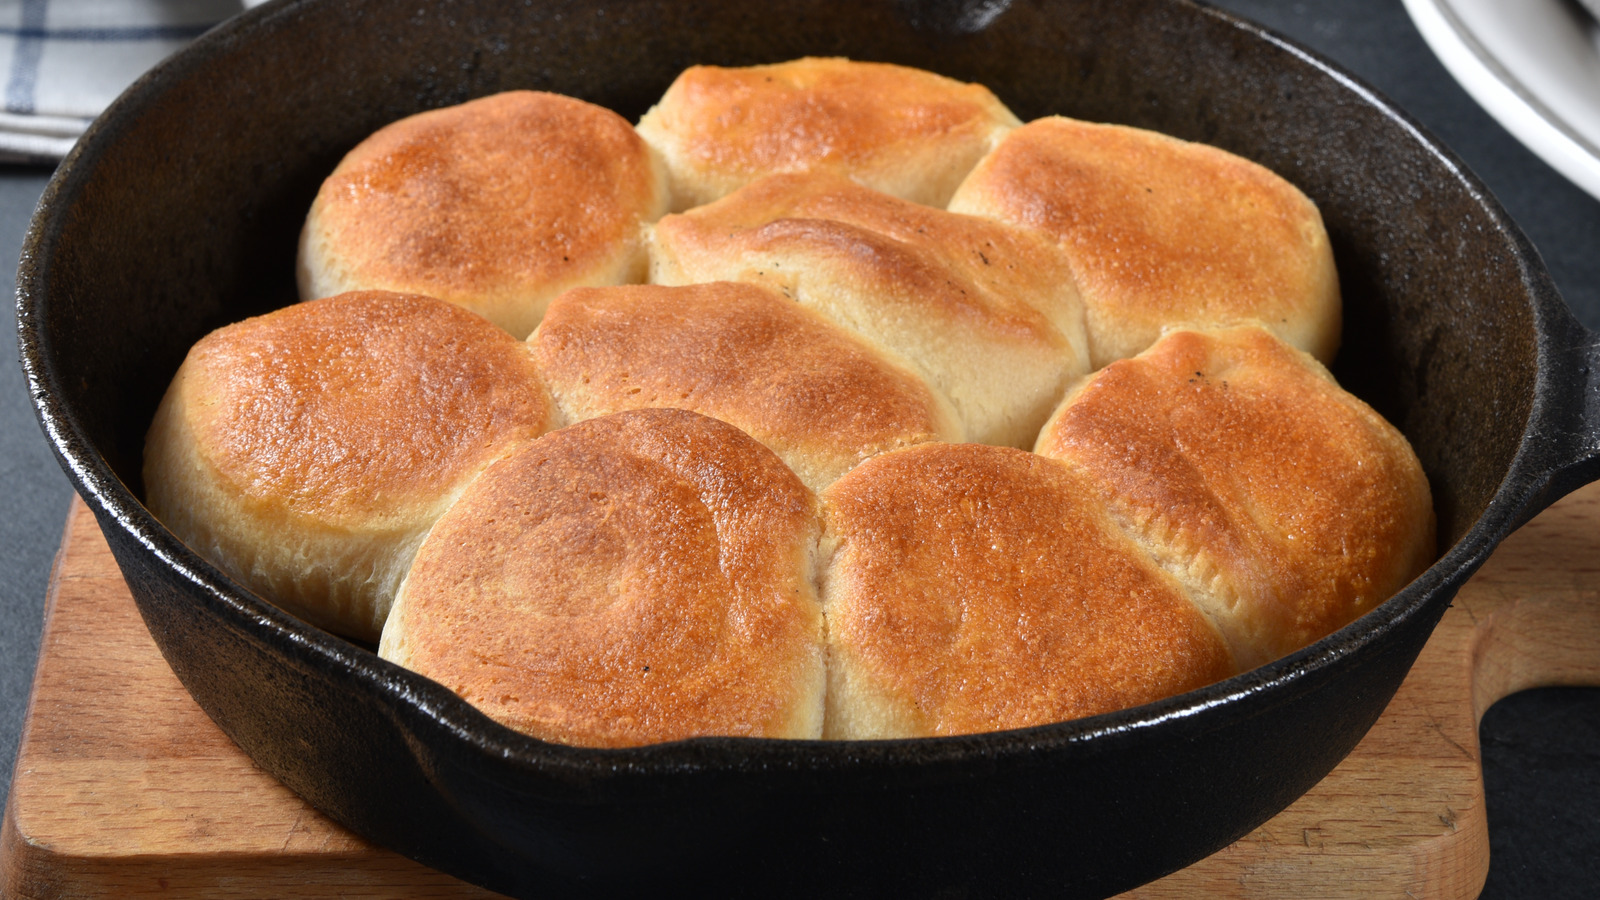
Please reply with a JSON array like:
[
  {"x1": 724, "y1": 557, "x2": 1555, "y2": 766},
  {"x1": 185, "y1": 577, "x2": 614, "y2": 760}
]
[
  {"x1": 380, "y1": 408, "x2": 826, "y2": 747},
  {"x1": 299, "y1": 90, "x2": 667, "y2": 339},
  {"x1": 636, "y1": 57, "x2": 1020, "y2": 210},
  {"x1": 821, "y1": 442, "x2": 1236, "y2": 739},
  {"x1": 162, "y1": 291, "x2": 552, "y2": 531},
  {"x1": 649, "y1": 171, "x2": 1089, "y2": 447},
  {"x1": 530, "y1": 281, "x2": 962, "y2": 493},
  {"x1": 948, "y1": 116, "x2": 1340, "y2": 369},
  {"x1": 1035, "y1": 327, "x2": 1435, "y2": 667}
]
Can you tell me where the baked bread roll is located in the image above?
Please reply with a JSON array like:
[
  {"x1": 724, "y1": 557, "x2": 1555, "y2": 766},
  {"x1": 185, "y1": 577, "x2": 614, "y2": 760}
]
[
  {"x1": 529, "y1": 281, "x2": 963, "y2": 493},
  {"x1": 379, "y1": 408, "x2": 826, "y2": 747},
  {"x1": 948, "y1": 116, "x2": 1340, "y2": 369},
  {"x1": 636, "y1": 57, "x2": 1020, "y2": 211},
  {"x1": 298, "y1": 90, "x2": 668, "y2": 340},
  {"x1": 821, "y1": 442, "x2": 1236, "y2": 739},
  {"x1": 649, "y1": 171, "x2": 1090, "y2": 448},
  {"x1": 1034, "y1": 326, "x2": 1434, "y2": 668},
  {"x1": 143, "y1": 291, "x2": 555, "y2": 642}
]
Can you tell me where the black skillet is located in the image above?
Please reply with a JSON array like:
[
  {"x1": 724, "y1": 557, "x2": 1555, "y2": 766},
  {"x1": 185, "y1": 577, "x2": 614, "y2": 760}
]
[{"x1": 17, "y1": 0, "x2": 1600, "y2": 896}]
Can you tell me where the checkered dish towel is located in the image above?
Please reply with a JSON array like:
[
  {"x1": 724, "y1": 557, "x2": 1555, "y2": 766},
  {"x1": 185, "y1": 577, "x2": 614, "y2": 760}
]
[{"x1": 0, "y1": 0, "x2": 246, "y2": 163}]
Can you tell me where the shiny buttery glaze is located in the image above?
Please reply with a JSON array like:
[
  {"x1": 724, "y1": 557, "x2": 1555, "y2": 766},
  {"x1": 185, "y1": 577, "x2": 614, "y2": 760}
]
[
  {"x1": 142, "y1": 291, "x2": 553, "y2": 639},
  {"x1": 298, "y1": 90, "x2": 668, "y2": 339},
  {"x1": 170, "y1": 293, "x2": 548, "y2": 524}
]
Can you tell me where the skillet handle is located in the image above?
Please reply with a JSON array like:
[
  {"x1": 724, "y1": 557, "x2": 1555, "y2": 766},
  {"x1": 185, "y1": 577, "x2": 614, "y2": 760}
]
[{"x1": 1511, "y1": 318, "x2": 1600, "y2": 529}]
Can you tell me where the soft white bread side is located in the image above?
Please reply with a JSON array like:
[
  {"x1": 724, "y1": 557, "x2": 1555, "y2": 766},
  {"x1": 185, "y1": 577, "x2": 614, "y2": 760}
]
[
  {"x1": 1034, "y1": 326, "x2": 1435, "y2": 668},
  {"x1": 143, "y1": 291, "x2": 555, "y2": 641},
  {"x1": 820, "y1": 442, "x2": 1237, "y2": 739},
  {"x1": 380, "y1": 408, "x2": 826, "y2": 747},
  {"x1": 649, "y1": 171, "x2": 1090, "y2": 449},
  {"x1": 949, "y1": 116, "x2": 1340, "y2": 369},
  {"x1": 636, "y1": 57, "x2": 1021, "y2": 211},
  {"x1": 529, "y1": 281, "x2": 963, "y2": 494},
  {"x1": 298, "y1": 90, "x2": 669, "y2": 340}
]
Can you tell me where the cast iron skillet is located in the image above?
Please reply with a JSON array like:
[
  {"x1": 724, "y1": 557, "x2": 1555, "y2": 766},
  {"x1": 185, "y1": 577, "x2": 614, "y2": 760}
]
[{"x1": 17, "y1": 0, "x2": 1600, "y2": 896}]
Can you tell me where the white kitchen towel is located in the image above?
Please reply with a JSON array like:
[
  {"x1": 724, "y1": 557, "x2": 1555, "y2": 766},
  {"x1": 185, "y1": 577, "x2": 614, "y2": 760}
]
[{"x1": 0, "y1": 0, "x2": 242, "y2": 162}]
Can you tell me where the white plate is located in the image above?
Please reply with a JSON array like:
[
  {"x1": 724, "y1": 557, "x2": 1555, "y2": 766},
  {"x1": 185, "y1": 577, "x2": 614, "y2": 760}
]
[{"x1": 1403, "y1": 0, "x2": 1600, "y2": 199}]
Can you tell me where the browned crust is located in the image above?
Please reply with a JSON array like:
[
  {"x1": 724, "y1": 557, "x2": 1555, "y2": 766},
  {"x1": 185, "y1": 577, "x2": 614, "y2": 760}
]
[
  {"x1": 141, "y1": 290, "x2": 554, "y2": 640},
  {"x1": 949, "y1": 117, "x2": 1340, "y2": 368},
  {"x1": 821, "y1": 442, "x2": 1236, "y2": 738},
  {"x1": 636, "y1": 57, "x2": 1020, "y2": 209},
  {"x1": 300, "y1": 91, "x2": 666, "y2": 338},
  {"x1": 381, "y1": 408, "x2": 825, "y2": 747},
  {"x1": 530, "y1": 281, "x2": 962, "y2": 491},
  {"x1": 650, "y1": 171, "x2": 1088, "y2": 447},
  {"x1": 1035, "y1": 327, "x2": 1435, "y2": 667},
  {"x1": 167, "y1": 291, "x2": 552, "y2": 528}
]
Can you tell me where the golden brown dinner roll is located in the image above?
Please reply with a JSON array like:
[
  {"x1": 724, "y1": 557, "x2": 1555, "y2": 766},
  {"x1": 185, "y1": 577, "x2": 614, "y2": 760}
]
[
  {"x1": 650, "y1": 171, "x2": 1089, "y2": 448},
  {"x1": 948, "y1": 116, "x2": 1340, "y2": 369},
  {"x1": 821, "y1": 442, "x2": 1236, "y2": 739},
  {"x1": 529, "y1": 281, "x2": 963, "y2": 493},
  {"x1": 1034, "y1": 326, "x2": 1434, "y2": 668},
  {"x1": 636, "y1": 57, "x2": 1021, "y2": 211},
  {"x1": 380, "y1": 408, "x2": 826, "y2": 747},
  {"x1": 143, "y1": 291, "x2": 555, "y2": 642},
  {"x1": 298, "y1": 90, "x2": 668, "y2": 339}
]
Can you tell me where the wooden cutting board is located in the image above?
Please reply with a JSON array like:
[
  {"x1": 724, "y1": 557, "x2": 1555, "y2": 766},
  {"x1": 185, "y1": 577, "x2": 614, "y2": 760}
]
[{"x1": 4, "y1": 485, "x2": 1600, "y2": 899}]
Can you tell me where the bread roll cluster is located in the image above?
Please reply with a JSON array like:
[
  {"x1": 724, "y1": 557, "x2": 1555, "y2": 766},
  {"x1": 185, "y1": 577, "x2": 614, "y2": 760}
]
[{"x1": 144, "y1": 58, "x2": 1434, "y2": 747}]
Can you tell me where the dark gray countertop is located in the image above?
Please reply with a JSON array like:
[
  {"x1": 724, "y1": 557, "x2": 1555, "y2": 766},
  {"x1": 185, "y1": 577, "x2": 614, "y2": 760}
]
[{"x1": 2, "y1": 0, "x2": 1596, "y2": 896}]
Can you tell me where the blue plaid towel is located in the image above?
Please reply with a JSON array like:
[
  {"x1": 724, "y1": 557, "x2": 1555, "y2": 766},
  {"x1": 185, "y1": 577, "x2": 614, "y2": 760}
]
[{"x1": 0, "y1": 0, "x2": 243, "y2": 163}]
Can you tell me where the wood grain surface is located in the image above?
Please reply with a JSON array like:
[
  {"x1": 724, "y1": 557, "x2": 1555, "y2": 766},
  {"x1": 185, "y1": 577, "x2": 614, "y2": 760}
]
[{"x1": 3, "y1": 484, "x2": 1599, "y2": 899}]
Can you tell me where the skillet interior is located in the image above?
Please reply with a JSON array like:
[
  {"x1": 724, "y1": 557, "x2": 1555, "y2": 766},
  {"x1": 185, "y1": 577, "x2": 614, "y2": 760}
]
[{"x1": 18, "y1": 0, "x2": 1584, "y2": 896}]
